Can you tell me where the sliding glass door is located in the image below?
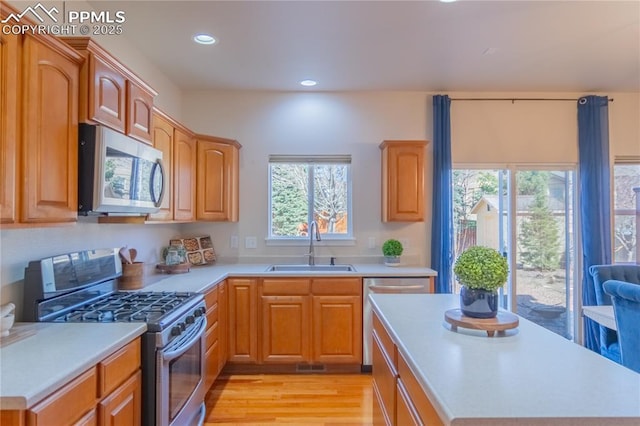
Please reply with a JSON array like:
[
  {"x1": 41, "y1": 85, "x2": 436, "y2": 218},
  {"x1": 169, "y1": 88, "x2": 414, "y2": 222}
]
[{"x1": 453, "y1": 167, "x2": 576, "y2": 339}]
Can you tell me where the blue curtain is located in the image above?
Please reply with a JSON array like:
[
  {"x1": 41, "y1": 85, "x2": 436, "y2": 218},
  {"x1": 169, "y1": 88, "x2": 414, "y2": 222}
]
[
  {"x1": 431, "y1": 95, "x2": 453, "y2": 293},
  {"x1": 578, "y1": 95, "x2": 612, "y2": 353}
]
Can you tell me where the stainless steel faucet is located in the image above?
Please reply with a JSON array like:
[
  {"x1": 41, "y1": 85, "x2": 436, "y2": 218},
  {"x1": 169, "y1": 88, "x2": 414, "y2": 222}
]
[{"x1": 307, "y1": 221, "x2": 322, "y2": 265}]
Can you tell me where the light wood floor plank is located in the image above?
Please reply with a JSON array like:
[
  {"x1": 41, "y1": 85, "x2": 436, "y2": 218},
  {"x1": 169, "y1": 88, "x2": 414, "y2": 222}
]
[{"x1": 204, "y1": 374, "x2": 373, "y2": 425}]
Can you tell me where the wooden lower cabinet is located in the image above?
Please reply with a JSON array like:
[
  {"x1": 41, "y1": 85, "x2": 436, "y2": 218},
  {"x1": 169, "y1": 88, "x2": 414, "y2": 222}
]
[
  {"x1": 3, "y1": 338, "x2": 142, "y2": 426},
  {"x1": 218, "y1": 281, "x2": 228, "y2": 372},
  {"x1": 227, "y1": 279, "x2": 259, "y2": 363},
  {"x1": 372, "y1": 311, "x2": 444, "y2": 426},
  {"x1": 97, "y1": 371, "x2": 141, "y2": 426},
  {"x1": 204, "y1": 283, "x2": 226, "y2": 390},
  {"x1": 261, "y1": 279, "x2": 311, "y2": 363},
  {"x1": 257, "y1": 277, "x2": 362, "y2": 366}
]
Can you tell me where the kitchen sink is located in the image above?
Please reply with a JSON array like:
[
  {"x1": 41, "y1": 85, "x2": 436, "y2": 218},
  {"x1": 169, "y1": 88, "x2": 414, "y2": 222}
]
[{"x1": 267, "y1": 264, "x2": 356, "y2": 272}]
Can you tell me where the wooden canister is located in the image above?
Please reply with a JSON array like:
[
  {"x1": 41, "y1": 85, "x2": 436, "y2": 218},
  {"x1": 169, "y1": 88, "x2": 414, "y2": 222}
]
[{"x1": 119, "y1": 262, "x2": 144, "y2": 290}]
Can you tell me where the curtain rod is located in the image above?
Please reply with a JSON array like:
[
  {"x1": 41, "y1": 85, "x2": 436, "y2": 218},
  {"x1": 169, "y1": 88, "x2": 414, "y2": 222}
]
[{"x1": 450, "y1": 97, "x2": 614, "y2": 102}]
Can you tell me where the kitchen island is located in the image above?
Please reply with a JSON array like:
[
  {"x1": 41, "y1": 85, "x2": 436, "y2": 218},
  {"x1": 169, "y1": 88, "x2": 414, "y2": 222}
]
[{"x1": 370, "y1": 293, "x2": 640, "y2": 426}]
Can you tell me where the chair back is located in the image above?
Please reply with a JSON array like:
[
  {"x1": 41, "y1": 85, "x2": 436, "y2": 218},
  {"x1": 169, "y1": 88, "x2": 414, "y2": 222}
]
[
  {"x1": 589, "y1": 264, "x2": 640, "y2": 306},
  {"x1": 588, "y1": 265, "x2": 640, "y2": 360},
  {"x1": 603, "y1": 280, "x2": 640, "y2": 374}
]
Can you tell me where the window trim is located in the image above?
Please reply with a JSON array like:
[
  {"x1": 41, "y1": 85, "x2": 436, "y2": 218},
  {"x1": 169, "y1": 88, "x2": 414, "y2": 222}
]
[{"x1": 268, "y1": 155, "x2": 353, "y2": 242}]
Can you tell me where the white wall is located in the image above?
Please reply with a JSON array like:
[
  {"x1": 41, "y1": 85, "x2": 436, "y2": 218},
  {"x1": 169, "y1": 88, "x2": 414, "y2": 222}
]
[
  {"x1": 182, "y1": 90, "x2": 640, "y2": 268},
  {"x1": 182, "y1": 91, "x2": 432, "y2": 266}
]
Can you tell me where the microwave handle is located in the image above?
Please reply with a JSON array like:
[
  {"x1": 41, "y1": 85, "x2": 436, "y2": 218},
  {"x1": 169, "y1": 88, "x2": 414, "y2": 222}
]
[{"x1": 151, "y1": 159, "x2": 166, "y2": 207}]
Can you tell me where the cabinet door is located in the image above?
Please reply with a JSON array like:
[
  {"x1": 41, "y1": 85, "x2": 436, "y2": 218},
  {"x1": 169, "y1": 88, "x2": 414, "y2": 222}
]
[
  {"x1": 125, "y1": 81, "x2": 153, "y2": 144},
  {"x1": 218, "y1": 281, "x2": 228, "y2": 371},
  {"x1": 261, "y1": 295, "x2": 310, "y2": 363},
  {"x1": 88, "y1": 55, "x2": 126, "y2": 133},
  {"x1": 228, "y1": 279, "x2": 258, "y2": 363},
  {"x1": 196, "y1": 138, "x2": 239, "y2": 222},
  {"x1": 174, "y1": 128, "x2": 196, "y2": 221},
  {"x1": 148, "y1": 113, "x2": 174, "y2": 221},
  {"x1": 372, "y1": 330, "x2": 396, "y2": 426},
  {"x1": 97, "y1": 370, "x2": 141, "y2": 426},
  {"x1": 312, "y1": 295, "x2": 362, "y2": 364},
  {"x1": 380, "y1": 140, "x2": 426, "y2": 222},
  {"x1": 0, "y1": 30, "x2": 18, "y2": 224},
  {"x1": 21, "y1": 35, "x2": 79, "y2": 223}
]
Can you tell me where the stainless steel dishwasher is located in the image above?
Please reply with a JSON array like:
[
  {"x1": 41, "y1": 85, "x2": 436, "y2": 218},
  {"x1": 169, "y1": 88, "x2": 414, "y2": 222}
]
[{"x1": 362, "y1": 277, "x2": 433, "y2": 368}]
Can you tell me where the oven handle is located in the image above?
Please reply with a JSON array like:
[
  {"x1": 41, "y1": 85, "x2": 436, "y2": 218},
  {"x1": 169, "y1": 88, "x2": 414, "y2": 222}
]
[{"x1": 161, "y1": 316, "x2": 206, "y2": 362}]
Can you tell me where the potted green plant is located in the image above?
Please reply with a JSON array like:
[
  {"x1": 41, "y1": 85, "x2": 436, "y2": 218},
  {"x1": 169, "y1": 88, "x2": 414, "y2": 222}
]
[
  {"x1": 453, "y1": 246, "x2": 509, "y2": 318},
  {"x1": 382, "y1": 239, "x2": 403, "y2": 266}
]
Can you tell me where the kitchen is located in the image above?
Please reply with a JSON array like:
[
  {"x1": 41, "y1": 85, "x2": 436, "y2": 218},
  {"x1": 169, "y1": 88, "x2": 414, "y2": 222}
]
[{"x1": 1, "y1": 0, "x2": 640, "y2": 425}]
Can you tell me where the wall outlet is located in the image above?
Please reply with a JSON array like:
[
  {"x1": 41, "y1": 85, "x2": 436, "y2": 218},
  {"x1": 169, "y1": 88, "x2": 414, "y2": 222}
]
[
  {"x1": 230, "y1": 235, "x2": 239, "y2": 249},
  {"x1": 245, "y1": 236, "x2": 257, "y2": 249},
  {"x1": 368, "y1": 237, "x2": 376, "y2": 249}
]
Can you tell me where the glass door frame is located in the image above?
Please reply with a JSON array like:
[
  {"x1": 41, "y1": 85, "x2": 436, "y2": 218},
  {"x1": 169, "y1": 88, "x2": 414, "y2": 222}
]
[{"x1": 453, "y1": 163, "x2": 581, "y2": 341}]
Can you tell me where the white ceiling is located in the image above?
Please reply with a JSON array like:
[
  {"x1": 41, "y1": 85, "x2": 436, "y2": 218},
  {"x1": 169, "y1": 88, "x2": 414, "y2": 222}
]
[{"x1": 95, "y1": 1, "x2": 639, "y2": 92}]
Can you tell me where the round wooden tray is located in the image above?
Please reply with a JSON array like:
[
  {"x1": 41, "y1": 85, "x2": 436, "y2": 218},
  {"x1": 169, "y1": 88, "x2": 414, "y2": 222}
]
[
  {"x1": 444, "y1": 309, "x2": 519, "y2": 337},
  {"x1": 156, "y1": 262, "x2": 191, "y2": 274}
]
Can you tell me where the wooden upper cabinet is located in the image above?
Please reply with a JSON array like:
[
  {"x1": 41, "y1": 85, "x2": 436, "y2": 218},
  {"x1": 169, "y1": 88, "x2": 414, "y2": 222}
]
[
  {"x1": 174, "y1": 128, "x2": 196, "y2": 221},
  {"x1": 88, "y1": 55, "x2": 126, "y2": 132},
  {"x1": 21, "y1": 34, "x2": 81, "y2": 223},
  {"x1": 148, "y1": 113, "x2": 174, "y2": 221},
  {"x1": 62, "y1": 37, "x2": 157, "y2": 144},
  {"x1": 196, "y1": 135, "x2": 241, "y2": 222},
  {"x1": 126, "y1": 81, "x2": 154, "y2": 143},
  {"x1": 380, "y1": 140, "x2": 428, "y2": 222},
  {"x1": 0, "y1": 29, "x2": 19, "y2": 224}
]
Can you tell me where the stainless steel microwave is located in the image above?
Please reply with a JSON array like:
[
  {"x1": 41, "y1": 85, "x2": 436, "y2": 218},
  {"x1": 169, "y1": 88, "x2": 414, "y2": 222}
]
[{"x1": 78, "y1": 124, "x2": 165, "y2": 215}]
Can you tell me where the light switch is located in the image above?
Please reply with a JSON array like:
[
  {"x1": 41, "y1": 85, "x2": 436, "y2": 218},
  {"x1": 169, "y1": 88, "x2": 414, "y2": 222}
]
[
  {"x1": 230, "y1": 235, "x2": 239, "y2": 249},
  {"x1": 245, "y1": 236, "x2": 257, "y2": 249},
  {"x1": 368, "y1": 237, "x2": 376, "y2": 249}
]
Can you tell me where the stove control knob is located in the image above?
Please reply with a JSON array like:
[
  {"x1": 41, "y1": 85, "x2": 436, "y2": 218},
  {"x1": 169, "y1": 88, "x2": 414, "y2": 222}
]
[
  {"x1": 185, "y1": 315, "x2": 195, "y2": 324},
  {"x1": 171, "y1": 325, "x2": 182, "y2": 336},
  {"x1": 194, "y1": 308, "x2": 205, "y2": 317}
]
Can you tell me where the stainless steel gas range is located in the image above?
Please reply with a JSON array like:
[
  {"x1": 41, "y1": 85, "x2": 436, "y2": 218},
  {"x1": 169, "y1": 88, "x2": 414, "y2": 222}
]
[{"x1": 23, "y1": 248, "x2": 207, "y2": 426}]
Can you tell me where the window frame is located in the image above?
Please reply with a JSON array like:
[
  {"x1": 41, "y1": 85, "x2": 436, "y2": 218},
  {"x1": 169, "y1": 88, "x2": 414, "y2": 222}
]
[
  {"x1": 267, "y1": 156, "x2": 354, "y2": 244},
  {"x1": 612, "y1": 157, "x2": 640, "y2": 264}
]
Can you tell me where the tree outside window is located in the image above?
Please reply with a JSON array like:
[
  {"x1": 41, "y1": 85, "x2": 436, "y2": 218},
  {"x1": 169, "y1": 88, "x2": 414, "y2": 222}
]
[{"x1": 613, "y1": 163, "x2": 640, "y2": 263}]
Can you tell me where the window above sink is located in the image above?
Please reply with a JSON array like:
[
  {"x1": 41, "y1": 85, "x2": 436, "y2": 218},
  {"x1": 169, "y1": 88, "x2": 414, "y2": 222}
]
[{"x1": 268, "y1": 155, "x2": 353, "y2": 241}]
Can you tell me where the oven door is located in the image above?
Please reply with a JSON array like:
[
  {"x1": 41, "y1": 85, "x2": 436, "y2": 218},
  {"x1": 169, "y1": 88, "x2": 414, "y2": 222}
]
[{"x1": 156, "y1": 315, "x2": 207, "y2": 426}]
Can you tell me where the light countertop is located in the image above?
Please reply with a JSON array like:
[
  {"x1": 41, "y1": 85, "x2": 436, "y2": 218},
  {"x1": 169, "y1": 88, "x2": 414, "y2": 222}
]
[
  {"x1": 142, "y1": 262, "x2": 437, "y2": 293},
  {"x1": 370, "y1": 293, "x2": 640, "y2": 426},
  {"x1": 0, "y1": 322, "x2": 146, "y2": 410}
]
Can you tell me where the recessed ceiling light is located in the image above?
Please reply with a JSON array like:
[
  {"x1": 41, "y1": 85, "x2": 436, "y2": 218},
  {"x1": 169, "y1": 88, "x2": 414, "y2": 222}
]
[
  {"x1": 440, "y1": 0, "x2": 457, "y2": 3},
  {"x1": 300, "y1": 80, "x2": 317, "y2": 87},
  {"x1": 193, "y1": 34, "x2": 216, "y2": 45}
]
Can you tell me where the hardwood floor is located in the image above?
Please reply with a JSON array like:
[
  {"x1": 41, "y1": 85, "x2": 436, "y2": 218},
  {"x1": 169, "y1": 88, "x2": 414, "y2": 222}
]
[{"x1": 204, "y1": 374, "x2": 373, "y2": 425}]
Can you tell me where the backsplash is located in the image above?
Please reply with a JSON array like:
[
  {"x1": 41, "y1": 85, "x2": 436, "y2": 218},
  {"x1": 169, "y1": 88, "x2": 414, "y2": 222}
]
[{"x1": 0, "y1": 220, "x2": 182, "y2": 320}]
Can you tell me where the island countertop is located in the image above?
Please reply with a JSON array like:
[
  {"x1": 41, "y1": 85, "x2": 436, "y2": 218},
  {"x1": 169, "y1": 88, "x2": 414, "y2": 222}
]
[{"x1": 369, "y1": 293, "x2": 640, "y2": 426}]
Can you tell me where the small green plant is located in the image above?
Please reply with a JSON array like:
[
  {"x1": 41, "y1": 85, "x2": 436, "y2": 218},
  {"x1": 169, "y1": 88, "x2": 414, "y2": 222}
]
[
  {"x1": 382, "y1": 239, "x2": 404, "y2": 257},
  {"x1": 453, "y1": 246, "x2": 508, "y2": 291}
]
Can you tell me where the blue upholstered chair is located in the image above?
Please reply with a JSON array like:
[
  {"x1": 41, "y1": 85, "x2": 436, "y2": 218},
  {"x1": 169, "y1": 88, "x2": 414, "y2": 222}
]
[
  {"x1": 603, "y1": 280, "x2": 640, "y2": 373},
  {"x1": 588, "y1": 264, "x2": 640, "y2": 363}
]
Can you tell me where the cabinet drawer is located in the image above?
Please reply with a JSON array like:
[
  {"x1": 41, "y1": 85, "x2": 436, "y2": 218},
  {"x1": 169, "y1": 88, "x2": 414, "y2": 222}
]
[
  {"x1": 206, "y1": 304, "x2": 218, "y2": 329},
  {"x1": 398, "y1": 353, "x2": 443, "y2": 426},
  {"x1": 98, "y1": 338, "x2": 141, "y2": 397},
  {"x1": 97, "y1": 370, "x2": 141, "y2": 426},
  {"x1": 204, "y1": 286, "x2": 218, "y2": 309},
  {"x1": 373, "y1": 314, "x2": 396, "y2": 368},
  {"x1": 262, "y1": 279, "x2": 310, "y2": 295},
  {"x1": 27, "y1": 368, "x2": 97, "y2": 425},
  {"x1": 206, "y1": 316, "x2": 219, "y2": 350},
  {"x1": 397, "y1": 378, "x2": 422, "y2": 426},
  {"x1": 311, "y1": 278, "x2": 361, "y2": 295},
  {"x1": 372, "y1": 332, "x2": 395, "y2": 425}
]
